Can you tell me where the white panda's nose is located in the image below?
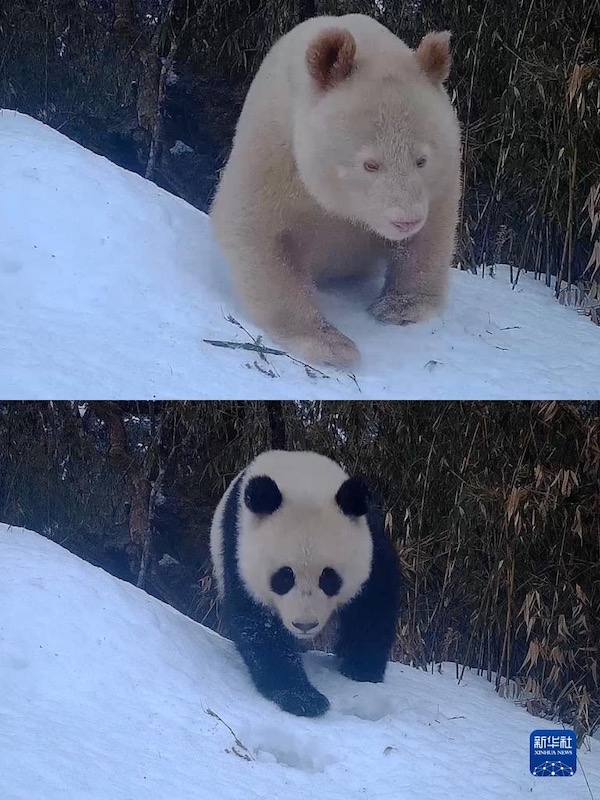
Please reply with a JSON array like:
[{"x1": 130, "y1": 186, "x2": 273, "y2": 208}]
[{"x1": 292, "y1": 620, "x2": 319, "y2": 633}]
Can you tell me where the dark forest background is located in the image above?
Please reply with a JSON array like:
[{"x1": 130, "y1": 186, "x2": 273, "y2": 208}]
[
  {"x1": 0, "y1": 0, "x2": 599, "y2": 317},
  {"x1": 0, "y1": 400, "x2": 599, "y2": 739}
]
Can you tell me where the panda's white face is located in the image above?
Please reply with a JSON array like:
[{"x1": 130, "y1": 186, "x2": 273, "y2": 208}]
[{"x1": 236, "y1": 452, "x2": 374, "y2": 640}]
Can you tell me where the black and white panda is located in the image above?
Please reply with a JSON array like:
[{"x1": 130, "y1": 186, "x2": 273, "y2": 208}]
[{"x1": 210, "y1": 449, "x2": 401, "y2": 717}]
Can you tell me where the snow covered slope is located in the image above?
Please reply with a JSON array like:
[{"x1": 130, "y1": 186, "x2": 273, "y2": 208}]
[
  {"x1": 1, "y1": 110, "x2": 599, "y2": 399},
  {"x1": 1, "y1": 523, "x2": 599, "y2": 800}
]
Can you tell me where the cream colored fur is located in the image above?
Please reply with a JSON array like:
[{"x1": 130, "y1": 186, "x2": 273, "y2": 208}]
[
  {"x1": 210, "y1": 450, "x2": 373, "y2": 639},
  {"x1": 210, "y1": 14, "x2": 462, "y2": 368}
]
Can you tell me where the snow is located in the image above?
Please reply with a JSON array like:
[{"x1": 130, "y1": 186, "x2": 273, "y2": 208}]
[
  {"x1": 1, "y1": 523, "x2": 599, "y2": 800},
  {"x1": 1, "y1": 109, "x2": 599, "y2": 400},
  {"x1": 169, "y1": 139, "x2": 194, "y2": 156}
]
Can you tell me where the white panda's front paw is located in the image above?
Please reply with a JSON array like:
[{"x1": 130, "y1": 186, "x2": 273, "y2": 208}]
[
  {"x1": 272, "y1": 686, "x2": 330, "y2": 717},
  {"x1": 281, "y1": 325, "x2": 360, "y2": 369},
  {"x1": 369, "y1": 292, "x2": 440, "y2": 325}
]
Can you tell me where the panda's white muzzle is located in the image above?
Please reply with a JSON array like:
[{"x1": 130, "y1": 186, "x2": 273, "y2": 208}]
[{"x1": 292, "y1": 619, "x2": 320, "y2": 635}]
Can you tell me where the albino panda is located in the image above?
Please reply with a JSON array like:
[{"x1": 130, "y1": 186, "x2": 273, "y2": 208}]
[{"x1": 210, "y1": 450, "x2": 401, "y2": 717}]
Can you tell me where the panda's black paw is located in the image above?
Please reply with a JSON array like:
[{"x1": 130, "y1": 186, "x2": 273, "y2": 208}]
[
  {"x1": 272, "y1": 686, "x2": 330, "y2": 717},
  {"x1": 339, "y1": 659, "x2": 385, "y2": 684}
]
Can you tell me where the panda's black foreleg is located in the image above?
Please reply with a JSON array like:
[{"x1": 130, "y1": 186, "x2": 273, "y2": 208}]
[
  {"x1": 228, "y1": 606, "x2": 330, "y2": 717},
  {"x1": 335, "y1": 604, "x2": 396, "y2": 683},
  {"x1": 335, "y1": 512, "x2": 401, "y2": 683}
]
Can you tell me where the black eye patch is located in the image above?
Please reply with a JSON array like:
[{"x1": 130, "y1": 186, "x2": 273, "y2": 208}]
[
  {"x1": 319, "y1": 567, "x2": 343, "y2": 597},
  {"x1": 271, "y1": 566, "x2": 295, "y2": 595}
]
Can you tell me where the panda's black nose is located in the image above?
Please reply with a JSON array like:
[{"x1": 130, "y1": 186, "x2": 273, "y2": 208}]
[{"x1": 293, "y1": 620, "x2": 319, "y2": 633}]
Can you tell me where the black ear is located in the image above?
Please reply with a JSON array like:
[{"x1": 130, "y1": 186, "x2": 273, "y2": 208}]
[
  {"x1": 244, "y1": 475, "x2": 282, "y2": 515},
  {"x1": 335, "y1": 476, "x2": 371, "y2": 517}
]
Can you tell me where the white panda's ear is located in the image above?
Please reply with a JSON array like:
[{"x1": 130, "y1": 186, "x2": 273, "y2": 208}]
[
  {"x1": 244, "y1": 475, "x2": 282, "y2": 515},
  {"x1": 335, "y1": 477, "x2": 371, "y2": 517},
  {"x1": 415, "y1": 31, "x2": 452, "y2": 85},
  {"x1": 306, "y1": 28, "x2": 356, "y2": 91}
]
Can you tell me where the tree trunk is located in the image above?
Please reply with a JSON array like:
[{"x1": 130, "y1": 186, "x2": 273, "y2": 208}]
[
  {"x1": 90, "y1": 402, "x2": 154, "y2": 586},
  {"x1": 265, "y1": 401, "x2": 287, "y2": 450},
  {"x1": 296, "y1": 0, "x2": 317, "y2": 23}
]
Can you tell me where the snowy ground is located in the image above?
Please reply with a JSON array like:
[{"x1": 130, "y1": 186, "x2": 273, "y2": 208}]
[
  {"x1": 1, "y1": 109, "x2": 599, "y2": 400},
  {"x1": 1, "y1": 523, "x2": 599, "y2": 800}
]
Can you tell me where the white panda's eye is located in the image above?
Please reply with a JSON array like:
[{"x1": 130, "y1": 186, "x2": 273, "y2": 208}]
[
  {"x1": 416, "y1": 155, "x2": 427, "y2": 168},
  {"x1": 271, "y1": 566, "x2": 295, "y2": 595},
  {"x1": 363, "y1": 159, "x2": 381, "y2": 172},
  {"x1": 319, "y1": 568, "x2": 342, "y2": 597}
]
